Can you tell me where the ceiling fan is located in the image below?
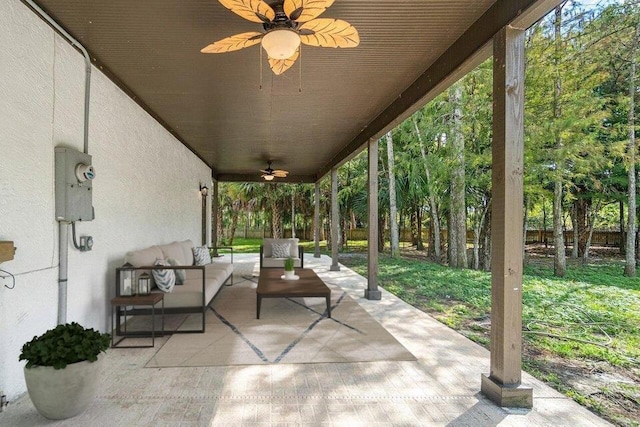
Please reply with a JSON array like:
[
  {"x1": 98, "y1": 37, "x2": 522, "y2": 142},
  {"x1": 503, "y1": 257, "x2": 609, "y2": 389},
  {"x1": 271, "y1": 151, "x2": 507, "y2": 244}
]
[
  {"x1": 201, "y1": 0, "x2": 360, "y2": 75},
  {"x1": 260, "y1": 161, "x2": 289, "y2": 181}
]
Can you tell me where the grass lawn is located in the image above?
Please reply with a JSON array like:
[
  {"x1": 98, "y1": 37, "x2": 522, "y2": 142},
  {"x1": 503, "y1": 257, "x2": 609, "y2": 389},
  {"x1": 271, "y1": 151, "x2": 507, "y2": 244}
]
[
  {"x1": 340, "y1": 253, "x2": 640, "y2": 427},
  {"x1": 229, "y1": 238, "x2": 376, "y2": 254}
]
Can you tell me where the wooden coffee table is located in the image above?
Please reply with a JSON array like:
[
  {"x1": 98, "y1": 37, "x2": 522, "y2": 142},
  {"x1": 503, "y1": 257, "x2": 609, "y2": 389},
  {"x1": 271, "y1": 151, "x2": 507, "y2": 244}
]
[{"x1": 257, "y1": 268, "x2": 332, "y2": 319}]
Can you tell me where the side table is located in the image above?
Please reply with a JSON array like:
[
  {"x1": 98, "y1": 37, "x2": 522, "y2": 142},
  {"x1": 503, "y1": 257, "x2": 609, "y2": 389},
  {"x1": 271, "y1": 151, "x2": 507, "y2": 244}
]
[{"x1": 111, "y1": 293, "x2": 164, "y2": 348}]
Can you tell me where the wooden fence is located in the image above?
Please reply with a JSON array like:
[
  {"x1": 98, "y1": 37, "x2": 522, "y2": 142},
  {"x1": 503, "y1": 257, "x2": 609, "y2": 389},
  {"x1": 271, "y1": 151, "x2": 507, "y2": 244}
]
[
  {"x1": 231, "y1": 227, "x2": 623, "y2": 247},
  {"x1": 524, "y1": 230, "x2": 622, "y2": 247}
]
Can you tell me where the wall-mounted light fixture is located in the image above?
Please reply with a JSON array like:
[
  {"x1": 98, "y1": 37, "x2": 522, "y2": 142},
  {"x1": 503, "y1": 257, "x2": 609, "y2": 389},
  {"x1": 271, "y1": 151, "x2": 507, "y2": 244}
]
[{"x1": 200, "y1": 184, "x2": 208, "y2": 197}]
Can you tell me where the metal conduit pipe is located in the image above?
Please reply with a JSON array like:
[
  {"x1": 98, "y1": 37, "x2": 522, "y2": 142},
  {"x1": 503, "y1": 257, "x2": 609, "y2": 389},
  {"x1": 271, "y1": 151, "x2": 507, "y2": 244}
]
[
  {"x1": 57, "y1": 222, "x2": 69, "y2": 324},
  {"x1": 23, "y1": 0, "x2": 92, "y2": 324}
]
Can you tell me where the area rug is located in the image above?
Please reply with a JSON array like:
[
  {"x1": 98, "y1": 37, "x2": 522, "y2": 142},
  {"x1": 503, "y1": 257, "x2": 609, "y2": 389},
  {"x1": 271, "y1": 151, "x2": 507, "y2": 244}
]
[{"x1": 145, "y1": 276, "x2": 416, "y2": 367}]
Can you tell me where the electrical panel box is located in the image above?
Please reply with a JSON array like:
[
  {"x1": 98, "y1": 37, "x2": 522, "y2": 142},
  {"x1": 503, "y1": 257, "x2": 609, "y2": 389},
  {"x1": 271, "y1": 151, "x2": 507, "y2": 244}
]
[{"x1": 55, "y1": 147, "x2": 95, "y2": 222}]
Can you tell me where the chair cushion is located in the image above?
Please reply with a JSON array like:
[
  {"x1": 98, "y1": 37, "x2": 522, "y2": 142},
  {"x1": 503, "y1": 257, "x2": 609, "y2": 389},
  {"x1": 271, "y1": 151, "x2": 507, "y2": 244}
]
[
  {"x1": 272, "y1": 242, "x2": 291, "y2": 258},
  {"x1": 263, "y1": 238, "x2": 299, "y2": 258}
]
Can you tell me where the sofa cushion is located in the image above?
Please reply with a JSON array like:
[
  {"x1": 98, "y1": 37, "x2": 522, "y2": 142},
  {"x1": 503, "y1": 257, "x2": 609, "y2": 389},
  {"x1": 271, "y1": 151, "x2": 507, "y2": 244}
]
[
  {"x1": 125, "y1": 246, "x2": 164, "y2": 267},
  {"x1": 124, "y1": 246, "x2": 164, "y2": 286},
  {"x1": 160, "y1": 241, "x2": 188, "y2": 266},
  {"x1": 185, "y1": 262, "x2": 232, "y2": 282},
  {"x1": 167, "y1": 258, "x2": 186, "y2": 284},
  {"x1": 159, "y1": 267, "x2": 228, "y2": 309},
  {"x1": 180, "y1": 240, "x2": 195, "y2": 266},
  {"x1": 193, "y1": 246, "x2": 211, "y2": 265},
  {"x1": 152, "y1": 259, "x2": 175, "y2": 292}
]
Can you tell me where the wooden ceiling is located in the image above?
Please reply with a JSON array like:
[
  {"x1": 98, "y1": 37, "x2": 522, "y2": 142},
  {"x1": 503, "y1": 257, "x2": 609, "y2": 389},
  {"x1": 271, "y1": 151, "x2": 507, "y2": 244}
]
[{"x1": 29, "y1": 0, "x2": 557, "y2": 182}]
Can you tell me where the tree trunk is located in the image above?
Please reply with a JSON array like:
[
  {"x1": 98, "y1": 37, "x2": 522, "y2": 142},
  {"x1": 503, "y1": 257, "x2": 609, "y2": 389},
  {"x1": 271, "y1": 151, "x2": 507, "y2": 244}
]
[
  {"x1": 543, "y1": 198, "x2": 548, "y2": 248},
  {"x1": 570, "y1": 202, "x2": 579, "y2": 259},
  {"x1": 553, "y1": 181, "x2": 567, "y2": 276},
  {"x1": 625, "y1": 19, "x2": 639, "y2": 277},
  {"x1": 576, "y1": 198, "x2": 590, "y2": 257},
  {"x1": 378, "y1": 215, "x2": 386, "y2": 253},
  {"x1": 385, "y1": 132, "x2": 400, "y2": 258},
  {"x1": 552, "y1": 5, "x2": 567, "y2": 277},
  {"x1": 228, "y1": 211, "x2": 238, "y2": 245},
  {"x1": 416, "y1": 207, "x2": 424, "y2": 250},
  {"x1": 268, "y1": 184, "x2": 283, "y2": 239},
  {"x1": 412, "y1": 117, "x2": 442, "y2": 262},
  {"x1": 291, "y1": 191, "x2": 296, "y2": 239},
  {"x1": 342, "y1": 216, "x2": 349, "y2": 249},
  {"x1": 523, "y1": 197, "x2": 529, "y2": 263},
  {"x1": 449, "y1": 83, "x2": 468, "y2": 268},
  {"x1": 447, "y1": 207, "x2": 456, "y2": 266},
  {"x1": 471, "y1": 197, "x2": 490, "y2": 270},
  {"x1": 620, "y1": 200, "x2": 626, "y2": 254},
  {"x1": 583, "y1": 201, "x2": 600, "y2": 262},
  {"x1": 216, "y1": 207, "x2": 224, "y2": 245},
  {"x1": 480, "y1": 206, "x2": 492, "y2": 272}
]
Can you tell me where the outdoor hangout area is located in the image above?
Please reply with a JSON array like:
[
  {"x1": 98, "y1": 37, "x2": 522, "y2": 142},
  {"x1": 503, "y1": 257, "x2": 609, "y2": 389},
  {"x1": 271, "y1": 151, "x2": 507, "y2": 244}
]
[
  {"x1": 1, "y1": 0, "x2": 638, "y2": 426},
  {"x1": 1, "y1": 254, "x2": 610, "y2": 426}
]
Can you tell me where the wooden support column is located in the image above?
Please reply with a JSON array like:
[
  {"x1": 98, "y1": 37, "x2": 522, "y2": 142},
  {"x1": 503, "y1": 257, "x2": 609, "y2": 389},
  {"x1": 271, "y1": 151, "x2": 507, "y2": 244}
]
[
  {"x1": 330, "y1": 167, "x2": 340, "y2": 271},
  {"x1": 366, "y1": 138, "x2": 381, "y2": 300},
  {"x1": 481, "y1": 25, "x2": 532, "y2": 408},
  {"x1": 211, "y1": 180, "x2": 219, "y2": 255},
  {"x1": 314, "y1": 181, "x2": 321, "y2": 258}
]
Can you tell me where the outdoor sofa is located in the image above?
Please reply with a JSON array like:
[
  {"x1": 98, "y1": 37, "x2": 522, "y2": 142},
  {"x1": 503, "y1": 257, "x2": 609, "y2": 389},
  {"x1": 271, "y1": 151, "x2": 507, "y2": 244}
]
[{"x1": 117, "y1": 239, "x2": 232, "y2": 332}]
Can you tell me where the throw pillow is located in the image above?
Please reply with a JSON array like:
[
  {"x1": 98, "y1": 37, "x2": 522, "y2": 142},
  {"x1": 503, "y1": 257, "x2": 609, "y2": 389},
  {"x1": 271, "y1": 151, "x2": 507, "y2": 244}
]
[
  {"x1": 167, "y1": 257, "x2": 186, "y2": 285},
  {"x1": 152, "y1": 259, "x2": 175, "y2": 293},
  {"x1": 271, "y1": 242, "x2": 291, "y2": 258},
  {"x1": 193, "y1": 246, "x2": 211, "y2": 265}
]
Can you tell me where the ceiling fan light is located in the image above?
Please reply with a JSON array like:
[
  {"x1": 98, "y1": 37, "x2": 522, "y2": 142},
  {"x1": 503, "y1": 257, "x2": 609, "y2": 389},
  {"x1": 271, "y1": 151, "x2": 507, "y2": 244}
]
[
  {"x1": 263, "y1": 174, "x2": 275, "y2": 181},
  {"x1": 261, "y1": 29, "x2": 300, "y2": 59}
]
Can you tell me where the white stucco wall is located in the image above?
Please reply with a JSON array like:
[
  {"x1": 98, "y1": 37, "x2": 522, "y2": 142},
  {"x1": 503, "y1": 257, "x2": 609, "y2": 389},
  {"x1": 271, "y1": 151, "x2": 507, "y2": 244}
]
[{"x1": 0, "y1": 0, "x2": 212, "y2": 400}]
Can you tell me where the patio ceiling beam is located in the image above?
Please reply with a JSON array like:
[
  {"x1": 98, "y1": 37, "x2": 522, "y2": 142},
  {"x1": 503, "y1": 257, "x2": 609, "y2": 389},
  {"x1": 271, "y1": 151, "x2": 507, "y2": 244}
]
[
  {"x1": 215, "y1": 174, "x2": 317, "y2": 184},
  {"x1": 316, "y1": 0, "x2": 562, "y2": 180},
  {"x1": 481, "y1": 25, "x2": 532, "y2": 408}
]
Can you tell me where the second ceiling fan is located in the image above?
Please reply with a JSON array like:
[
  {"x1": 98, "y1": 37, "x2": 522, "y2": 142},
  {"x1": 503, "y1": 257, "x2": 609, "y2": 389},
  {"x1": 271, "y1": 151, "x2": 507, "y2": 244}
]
[
  {"x1": 201, "y1": 0, "x2": 360, "y2": 75},
  {"x1": 260, "y1": 161, "x2": 289, "y2": 181}
]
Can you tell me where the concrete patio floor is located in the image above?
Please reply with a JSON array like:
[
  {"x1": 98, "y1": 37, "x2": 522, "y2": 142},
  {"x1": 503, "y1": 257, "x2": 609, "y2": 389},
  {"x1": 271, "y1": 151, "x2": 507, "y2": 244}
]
[{"x1": 1, "y1": 254, "x2": 611, "y2": 426}]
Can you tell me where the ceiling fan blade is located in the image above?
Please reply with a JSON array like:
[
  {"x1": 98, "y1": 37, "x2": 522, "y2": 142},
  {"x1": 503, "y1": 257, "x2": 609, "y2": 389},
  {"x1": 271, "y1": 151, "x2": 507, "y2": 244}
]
[
  {"x1": 201, "y1": 32, "x2": 263, "y2": 53},
  {"x1": 299, "y1": 19, "x2": 360, "y2": 48},
  {"x1": 268, "y1": 49, "x2": 300, "y2": 75},
  {"x1": 273, "y1": 171, "x2": 289, "y2": 177},
  {"x1": 218, "y1": 0, "x2": 275, "y2": 23},
  {"x1": 259, "y1": 169, "x2": 270, "y2": 174},
  {"x1": 283, "y1": 0, "x2": 334, "y2": 23}
]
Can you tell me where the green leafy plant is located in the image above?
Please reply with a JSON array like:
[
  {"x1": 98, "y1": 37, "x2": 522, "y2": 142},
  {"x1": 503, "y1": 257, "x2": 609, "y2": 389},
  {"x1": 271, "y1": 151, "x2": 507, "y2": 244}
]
[
  {"x1": 19, "y1": 322, "x2": 110, "y2": 369},
  {"x1": 284, "y1": 257, "x2": 295, "y2": 272}
]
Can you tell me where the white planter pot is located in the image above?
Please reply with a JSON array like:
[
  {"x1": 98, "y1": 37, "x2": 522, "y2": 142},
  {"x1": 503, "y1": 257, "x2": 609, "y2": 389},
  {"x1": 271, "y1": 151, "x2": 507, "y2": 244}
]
[
  {"x1": 284, "y1": 270, "x2": 296, "y2": 280},
  {"x1": 23, "y1": 355, "x2": 103, "y2": 420}
]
